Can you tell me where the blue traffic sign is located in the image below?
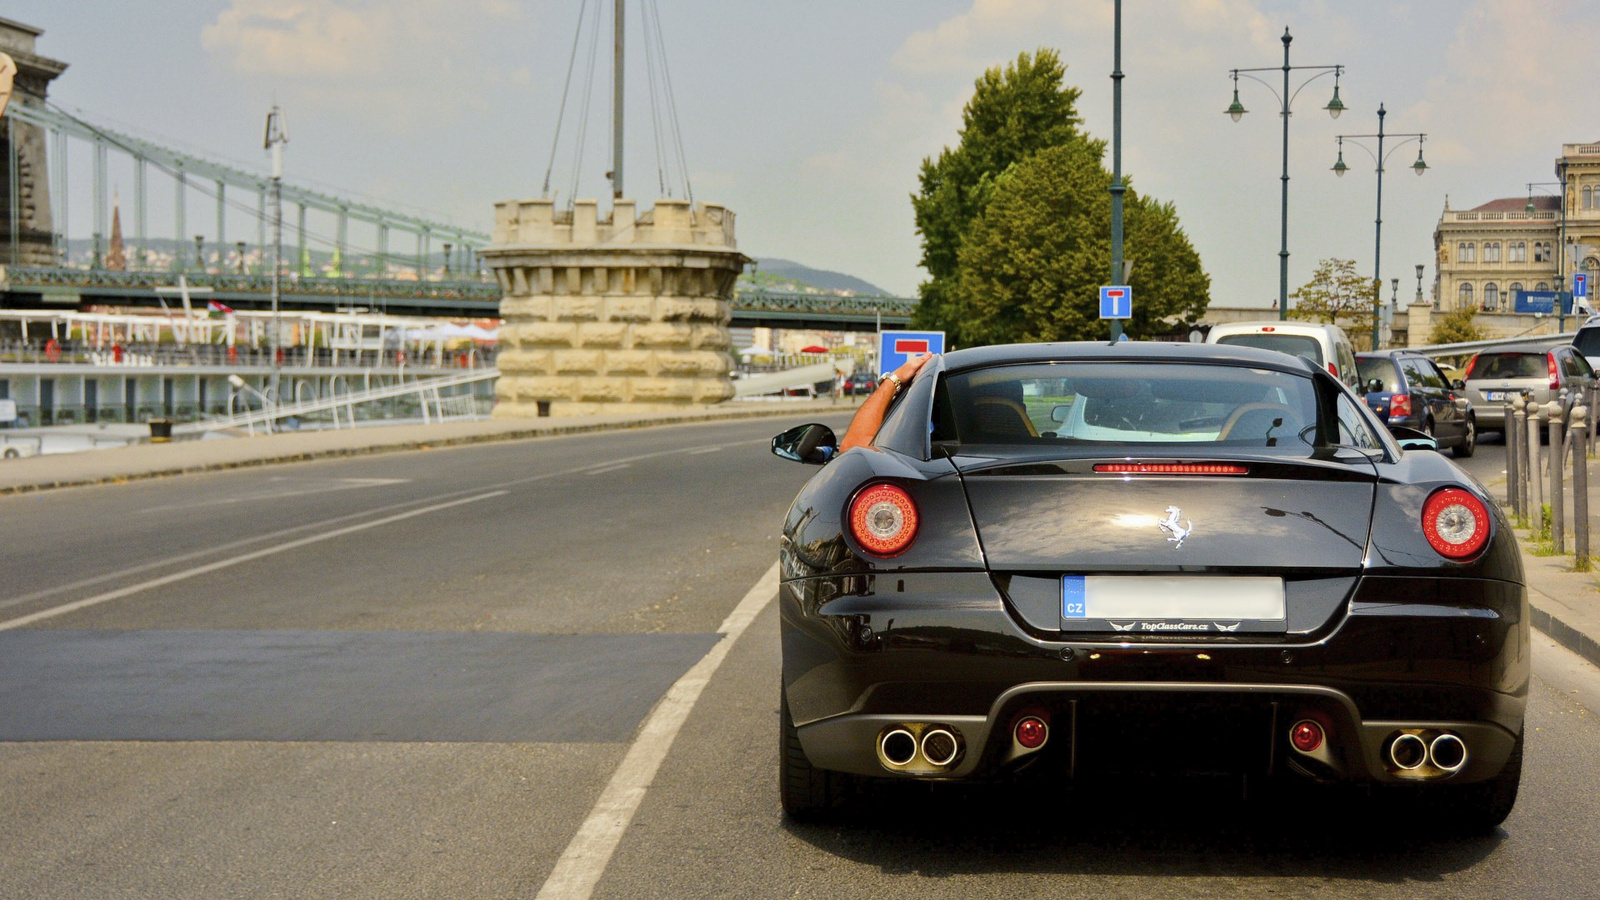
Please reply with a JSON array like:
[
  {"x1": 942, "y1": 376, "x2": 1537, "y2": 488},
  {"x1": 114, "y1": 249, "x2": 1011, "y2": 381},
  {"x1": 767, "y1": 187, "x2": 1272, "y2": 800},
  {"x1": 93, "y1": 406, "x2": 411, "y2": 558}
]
[
  {"x1": 878, "y1": 330, "x2": 945, "y2": 375},
  {"x1": 1100, "y1": 285, "x2": 1132, "y2": 319},
  {"x1": 1577, "y1": 273, "x2": 1589, "y2": 300}
]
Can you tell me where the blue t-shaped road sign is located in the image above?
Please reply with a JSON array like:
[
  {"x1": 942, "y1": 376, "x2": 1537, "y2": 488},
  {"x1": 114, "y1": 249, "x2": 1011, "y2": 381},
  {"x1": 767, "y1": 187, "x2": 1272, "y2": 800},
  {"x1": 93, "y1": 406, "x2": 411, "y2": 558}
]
[
  {"x1": 878, "y1": 330, "x2": 945, "y2": 375},
  {"x1": 1100, "y1": 285, "x2": 1132, "y2": 319},
  {"x1": 1577, "y1": 272, "x2": 1589, "y2": 301}
]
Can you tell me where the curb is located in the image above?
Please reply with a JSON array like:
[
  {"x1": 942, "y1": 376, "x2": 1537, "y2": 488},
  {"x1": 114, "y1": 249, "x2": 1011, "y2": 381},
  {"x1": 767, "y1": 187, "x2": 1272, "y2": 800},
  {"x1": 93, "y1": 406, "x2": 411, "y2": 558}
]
[
  {"x1": 1528, "y1": 599, "x2": 1600, "y2": 669},
  {"x1": 0, "y1": 400, "x2": 858, "y2": 496}
]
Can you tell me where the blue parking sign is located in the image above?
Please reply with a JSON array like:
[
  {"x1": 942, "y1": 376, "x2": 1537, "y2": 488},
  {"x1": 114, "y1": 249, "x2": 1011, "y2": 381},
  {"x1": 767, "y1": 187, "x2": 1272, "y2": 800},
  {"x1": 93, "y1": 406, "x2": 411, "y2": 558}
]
[
  {"x1": 878, "y1": 330, "x2": 945, "y2": 375},
  {"x1": 1100, "y1": 285, "x2": 1132, "y2": 319}
]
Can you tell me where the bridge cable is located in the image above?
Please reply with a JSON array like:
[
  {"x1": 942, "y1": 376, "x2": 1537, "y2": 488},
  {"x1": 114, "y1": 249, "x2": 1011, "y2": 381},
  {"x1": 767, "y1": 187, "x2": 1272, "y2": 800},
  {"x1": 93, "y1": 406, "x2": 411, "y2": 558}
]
[
  {"x1": 645, "y1": 0, "x2": 693, "y2": 206},
  {"x1": 541, "y1": 0, "x2": 591, "y2": 199},
  {"x1": 566, "y1": 4, "x2": 605, "y2": 211},
  {"x1": 640, "y1": 2, "x2": 669, "y2": 197}
]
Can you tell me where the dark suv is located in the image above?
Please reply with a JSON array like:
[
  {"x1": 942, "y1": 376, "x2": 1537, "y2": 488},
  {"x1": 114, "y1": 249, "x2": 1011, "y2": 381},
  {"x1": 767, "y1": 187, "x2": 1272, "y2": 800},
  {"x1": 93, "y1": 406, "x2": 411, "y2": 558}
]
[{"x1": 1355, "y1": 350, "x2": 1476, "y2": 457}]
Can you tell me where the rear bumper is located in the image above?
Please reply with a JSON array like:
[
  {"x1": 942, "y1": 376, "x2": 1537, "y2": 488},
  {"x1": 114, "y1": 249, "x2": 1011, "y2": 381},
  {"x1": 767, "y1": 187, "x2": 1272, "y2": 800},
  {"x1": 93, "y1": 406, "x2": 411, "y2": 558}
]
[{"x1": 780, "y1": 571, "x2": 1528, "y2": 784}]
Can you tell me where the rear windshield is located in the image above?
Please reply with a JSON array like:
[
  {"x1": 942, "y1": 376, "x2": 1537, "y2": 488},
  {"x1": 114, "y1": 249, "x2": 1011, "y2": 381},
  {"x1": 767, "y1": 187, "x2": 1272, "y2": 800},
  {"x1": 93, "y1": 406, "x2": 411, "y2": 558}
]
[
  {"x1": 1214, "y1": 333, "x2": 1323, "y2": 366},
  {"x1": 932, "y1": 362, "x2": 1322, "y2": 452},
  {"x1": 1355, "y1": 357, "x2": 1401, "y2": 393},
  {"x1": 1574, "y1": 329, "x2": 1600, "y2": 358},
  {"x1": 1471, "y1": 352, "x2": 1545, "y2": 380}
]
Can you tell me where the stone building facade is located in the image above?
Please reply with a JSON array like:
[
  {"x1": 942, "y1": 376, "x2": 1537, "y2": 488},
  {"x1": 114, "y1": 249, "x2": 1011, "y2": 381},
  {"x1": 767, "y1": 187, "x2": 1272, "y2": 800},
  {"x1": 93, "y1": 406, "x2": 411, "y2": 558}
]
[
  {"x1": 482, "y1": 198, "x2": 748, "y2": 417},
  {"x1": 1434, "y1": 141, "x2": 1600, "y2": 316},
  {"x1": 0, "y1": 16, "x2": 65, "y2": 267}
]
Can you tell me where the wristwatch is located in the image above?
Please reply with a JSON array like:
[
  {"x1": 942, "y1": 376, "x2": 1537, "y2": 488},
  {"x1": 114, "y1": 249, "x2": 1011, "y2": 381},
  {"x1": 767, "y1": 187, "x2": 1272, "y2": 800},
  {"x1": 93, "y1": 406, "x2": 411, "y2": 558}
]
[{"x1": 878, "y1": 372, "x2": 903, "y2": 395}]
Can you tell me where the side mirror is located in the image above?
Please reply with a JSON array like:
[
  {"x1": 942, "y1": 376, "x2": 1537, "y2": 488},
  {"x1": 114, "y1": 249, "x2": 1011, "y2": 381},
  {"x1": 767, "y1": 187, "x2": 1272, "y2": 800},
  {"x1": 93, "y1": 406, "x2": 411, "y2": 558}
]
[
  {"x1": 1389, "y1": 425, "x2": 1438, "y2": 452},
  {"x1": 1365, "y1": 378, "x2": 1384, "y2": 394},
  {"x1": 1452, "y1": 379, "x2": 1467, "y2": 390},
  {"x1": 1051, "y1": 404, "x2": 1073, "y2": 424},
  {"x1": 771, "y1": 423, "x2": 838, "y2": 465}
]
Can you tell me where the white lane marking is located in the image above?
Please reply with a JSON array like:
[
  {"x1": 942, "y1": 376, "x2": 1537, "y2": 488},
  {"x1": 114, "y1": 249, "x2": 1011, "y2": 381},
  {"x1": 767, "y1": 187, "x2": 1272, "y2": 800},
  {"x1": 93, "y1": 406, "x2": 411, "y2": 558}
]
[
  {"x1": 585, "y1": 464, "x2": 631, "y2": 475},
  {"x1": 141, "y1": 478, "x2": 412, "y2": 513},
  {"x1": 0, "y1": 491, "x2": 508, "y2": 632},
  {"x1": 686, "y1": 446, "x2": 723, "y2": 455},
  {"x1": 535, "y1": 562, "x2": 780, "y2": 900}
]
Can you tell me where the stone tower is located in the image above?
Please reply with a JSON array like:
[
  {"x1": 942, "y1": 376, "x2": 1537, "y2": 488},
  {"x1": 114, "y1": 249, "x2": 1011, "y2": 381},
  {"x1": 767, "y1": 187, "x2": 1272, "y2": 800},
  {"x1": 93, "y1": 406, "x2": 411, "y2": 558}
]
[
  {"x1": 483, "y1": 197, "x2": 748, "y2": 417},
  {"x1": 0, "y1": 17, "x2": 66, "y2": 267}
]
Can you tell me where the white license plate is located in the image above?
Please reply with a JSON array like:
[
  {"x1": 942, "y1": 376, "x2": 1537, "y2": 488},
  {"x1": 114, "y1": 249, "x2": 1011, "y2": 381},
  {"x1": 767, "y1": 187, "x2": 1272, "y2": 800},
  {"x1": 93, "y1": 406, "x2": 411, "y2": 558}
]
[
  {"x1": 1062, "y1": 575, "x2": 1285, "y2": 631},
  {"x1": 1484, "y1": 391, "x2": 1504, "y2": 401}
]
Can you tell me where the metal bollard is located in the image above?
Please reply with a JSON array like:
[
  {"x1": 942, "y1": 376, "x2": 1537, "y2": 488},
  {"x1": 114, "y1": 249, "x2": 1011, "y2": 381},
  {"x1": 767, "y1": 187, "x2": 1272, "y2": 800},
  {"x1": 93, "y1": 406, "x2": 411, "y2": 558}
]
[
  {"x1": 1527, "y1": 397, "x2": 1545, "y2": 528},
  {"x1": 1590, "y1": 383, "x2": 1599, "y2": 456},
  {"x1": 1574, "y1": 406, "x2": 1591, "y2": 569},
  {"x1": 1506, "y1": 398, "x2": 1522, "y2": 517},
  {"x1": 1547, "y1": 401, "x2": 1566, "y2": 552}
]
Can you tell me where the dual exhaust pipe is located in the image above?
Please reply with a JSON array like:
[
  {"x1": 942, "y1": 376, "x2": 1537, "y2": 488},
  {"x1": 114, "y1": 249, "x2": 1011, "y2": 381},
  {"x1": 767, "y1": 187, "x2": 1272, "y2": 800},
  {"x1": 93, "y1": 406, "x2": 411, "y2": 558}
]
[
  {"x1": 1388, "y1": 731, "x2": 1468, "y2": 774},
  {"x1": 879, "y1": 726, "x2": 960, "y2": 769}
]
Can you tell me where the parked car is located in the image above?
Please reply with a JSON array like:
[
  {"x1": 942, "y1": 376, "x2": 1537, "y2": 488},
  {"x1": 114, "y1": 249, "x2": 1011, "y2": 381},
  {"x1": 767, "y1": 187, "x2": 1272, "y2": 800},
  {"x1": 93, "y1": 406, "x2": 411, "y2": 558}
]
[
  {"x1": 771, "y1": 341, "x2": 1525, "y2": 832},
  {"x1": 1355, "y1": 350, "x2": 1476, "y2": 457},
  {"x1": 1571, "y1": 315, "x2": 1600, "y2": 371},
  {"x1": 1462, "y1": 342, "x2": 1596, "y2": 429},
  {"x1": 1205, "y1": 320, "x2": 1361, "y2": 390}
]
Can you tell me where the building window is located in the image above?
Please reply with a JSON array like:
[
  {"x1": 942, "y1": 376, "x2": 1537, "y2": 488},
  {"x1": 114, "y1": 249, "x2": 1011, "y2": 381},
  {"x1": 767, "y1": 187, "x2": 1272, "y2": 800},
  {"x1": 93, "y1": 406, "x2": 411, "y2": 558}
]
[
  {"x1": 1459, "y1": 283, "x2": 1474, "y2": 308},
  {"x1": 1537, "y1": 282, "x2": 1550, "y2": 291},
  {"x1": 1510, "y1": 282, "x2": 1523, "y2": 301},
  {"x1": 1535, "y1": 241, "x2": 1552, "y2": 262},
  {"x1": 1484, "y1": 242, "x2": 1501, "y2": 263},
  {"x1": 1510, "y1": 241, "x2": 1527, "y2": 262},
  {"x1": 1587, "y1": 185, "x2": 1594, "y2": 209},
  {"x1": 1484, "y1": 283, "x2": 1500, "y2": 309},
  {"x1": 1458, "y1": 242, "x2": 1476, "y2": 263}
]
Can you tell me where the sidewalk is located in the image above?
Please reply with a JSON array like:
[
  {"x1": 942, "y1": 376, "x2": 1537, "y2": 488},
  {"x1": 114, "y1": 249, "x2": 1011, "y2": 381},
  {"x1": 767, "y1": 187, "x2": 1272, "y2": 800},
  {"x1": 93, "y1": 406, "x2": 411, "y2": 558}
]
[
  {"x1": 1497, "y1": 448, "x2": 1600, "y2": 669},
  {"x1": 0, "y1": 398, "x2": 856, "y2": 495}
]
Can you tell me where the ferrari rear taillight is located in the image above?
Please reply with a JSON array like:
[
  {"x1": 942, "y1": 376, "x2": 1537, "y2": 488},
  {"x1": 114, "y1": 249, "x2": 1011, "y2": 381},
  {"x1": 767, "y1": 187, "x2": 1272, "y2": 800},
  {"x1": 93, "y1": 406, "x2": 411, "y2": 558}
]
[
  {"x1": 1389, "y1": 393, "x2": 1413, "y2": 419},
  {"x1": 848, "y1": 483, "x2": 919, "y2": 557},
  {"x1": 1421, "y1": 488, "x2": 1490, "y2": 560},
  {"x1": 1549, "y1": 352, "x2": 1561, "y2": 390}
]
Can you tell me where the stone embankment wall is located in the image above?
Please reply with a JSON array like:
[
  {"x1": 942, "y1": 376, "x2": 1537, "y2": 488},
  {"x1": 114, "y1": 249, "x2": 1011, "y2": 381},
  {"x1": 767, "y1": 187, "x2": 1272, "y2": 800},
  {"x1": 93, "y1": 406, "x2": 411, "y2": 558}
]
[{"x1": 482, "y1": 198, "x2": 749, "y2": 417}]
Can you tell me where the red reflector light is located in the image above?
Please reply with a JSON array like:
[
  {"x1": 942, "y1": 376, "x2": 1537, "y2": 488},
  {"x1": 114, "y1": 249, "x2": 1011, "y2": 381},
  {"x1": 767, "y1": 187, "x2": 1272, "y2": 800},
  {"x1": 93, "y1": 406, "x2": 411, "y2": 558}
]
[
  {"x1": 848, "y1": 483, "x2": 919, "y2": 557},
  {"x1": 1014, "y1": 716, "x2": 1049, "y2": 749},
  {"x1": 1290, "y1": 720, "x2": 1324, "y2": 753},
  {"x1": 1328, "y1": 362, "x2": 1339, "y2": 378},
  {"x1": 1259, "y1": 326, "x2": 1277, "y2": 332},
  {"x1": 1421, "y1": 487, "x2": 1491, "y2": 560},
  {"x1": 1094, "y1": 463, "x2": 1249, "y2": 475},
  {"x1": 1548, "y1": 352, "x2": 1561, "y2": 390},
  {"x1": 1389, "y1": 393, "x2": 1413, "y2": 418}
]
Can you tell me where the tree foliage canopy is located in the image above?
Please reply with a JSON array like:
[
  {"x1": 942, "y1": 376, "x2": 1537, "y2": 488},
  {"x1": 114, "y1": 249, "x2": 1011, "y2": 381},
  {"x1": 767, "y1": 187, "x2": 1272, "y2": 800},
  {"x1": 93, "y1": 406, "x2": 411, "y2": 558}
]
[
  {"x1": 911, "y1": 48, "x2": 1209, "y2": 345},
  {"x1": 1289, "y1": 258, "x2": 1379, "y2": 347},
  {"x1": 1428, "y1": 303, "x2": 1488, "y2": 345}
]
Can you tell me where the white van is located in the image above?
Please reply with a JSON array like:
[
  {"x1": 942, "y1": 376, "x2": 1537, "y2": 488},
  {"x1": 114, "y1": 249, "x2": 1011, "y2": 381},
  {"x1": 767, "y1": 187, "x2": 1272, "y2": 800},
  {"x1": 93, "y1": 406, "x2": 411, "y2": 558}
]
[{"x1": 1206, "y1": 321, "x2": 1361, "y2": 390}]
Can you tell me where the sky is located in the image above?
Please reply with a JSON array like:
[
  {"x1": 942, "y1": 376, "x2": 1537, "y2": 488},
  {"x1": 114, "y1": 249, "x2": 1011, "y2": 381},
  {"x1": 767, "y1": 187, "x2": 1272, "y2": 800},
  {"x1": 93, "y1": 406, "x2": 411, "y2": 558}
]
[{"x1": 8, "y1": 0, "x2": 1599, "y2": 307}]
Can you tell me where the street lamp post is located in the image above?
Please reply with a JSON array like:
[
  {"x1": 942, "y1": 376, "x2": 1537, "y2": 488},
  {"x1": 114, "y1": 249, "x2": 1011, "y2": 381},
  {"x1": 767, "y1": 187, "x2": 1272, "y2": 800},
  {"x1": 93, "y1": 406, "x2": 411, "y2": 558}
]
[
  {"x1": 1227, "y1": 27, "x2": 1346, "y2": 320},
  {"x1": 1332, "y1": 104, "x2": 1427, "y2": 351},
  {"x1": 1416, "y1": 263, "x2": 1425, "y2": 305},
  {"x1": 1526, "y1": 165, "x2": 1570, "y2": 331}
]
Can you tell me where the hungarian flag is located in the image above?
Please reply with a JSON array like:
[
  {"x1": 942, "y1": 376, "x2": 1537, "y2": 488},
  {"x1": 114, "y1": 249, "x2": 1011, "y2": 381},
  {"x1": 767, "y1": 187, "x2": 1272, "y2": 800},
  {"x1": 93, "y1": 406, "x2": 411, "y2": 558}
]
[{"x1": 207, "y1": 300, "x2": 235, "y2": 318}]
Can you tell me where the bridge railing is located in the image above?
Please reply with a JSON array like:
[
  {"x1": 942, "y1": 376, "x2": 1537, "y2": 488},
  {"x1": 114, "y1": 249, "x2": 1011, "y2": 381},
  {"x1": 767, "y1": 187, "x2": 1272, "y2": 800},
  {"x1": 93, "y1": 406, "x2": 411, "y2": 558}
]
[
  {"x1": 0, "y1": 339, "x2": 498, "y2": 370},
  {"x1": 3, "y1": 265, "x2": 499, "y2": 301}
]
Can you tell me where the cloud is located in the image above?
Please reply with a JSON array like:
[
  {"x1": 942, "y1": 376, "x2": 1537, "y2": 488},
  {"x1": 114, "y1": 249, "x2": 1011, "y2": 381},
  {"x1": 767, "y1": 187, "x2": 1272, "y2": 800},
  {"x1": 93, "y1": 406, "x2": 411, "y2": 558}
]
[{"x1": 201, "y1": 0, "x2": 534, "y2": 127}]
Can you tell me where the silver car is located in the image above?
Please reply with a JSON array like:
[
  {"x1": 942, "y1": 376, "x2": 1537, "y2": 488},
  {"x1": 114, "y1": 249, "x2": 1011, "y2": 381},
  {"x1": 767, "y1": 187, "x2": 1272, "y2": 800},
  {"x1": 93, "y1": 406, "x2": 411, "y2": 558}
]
[{"x1": 1463, "y1": 342, "x2": 1596, "y2": 427}]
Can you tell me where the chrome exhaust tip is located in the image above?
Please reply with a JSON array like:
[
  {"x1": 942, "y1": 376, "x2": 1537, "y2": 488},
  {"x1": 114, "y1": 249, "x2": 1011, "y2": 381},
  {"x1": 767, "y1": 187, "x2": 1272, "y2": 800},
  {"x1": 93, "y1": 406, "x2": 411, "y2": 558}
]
[
  {"x1": 1389, "y1": 732, "x2": 1428, "y2": 770},
  {"x1": 1429, "y1": 733, "x2": 1468, "y2": 773},
  {"x1": 920, "y1": 728, "x2": 960, "y2": 767},
  {"x1": 879, "y1": 728, "x2": 917, "y2": 767}
]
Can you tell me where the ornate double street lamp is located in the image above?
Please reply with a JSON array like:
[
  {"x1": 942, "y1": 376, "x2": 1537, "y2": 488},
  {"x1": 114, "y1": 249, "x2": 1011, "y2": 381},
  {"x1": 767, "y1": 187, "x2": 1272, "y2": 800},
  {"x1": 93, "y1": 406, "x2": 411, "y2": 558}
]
[
  {"x1": 1526, "y1": 167, "x2": 1570, "y2": 331},
  {"x1": 1332, "y1": 104, "x2": 1427, "y2": 350},
  {"x1": 1227, "y1": 27, "x2": 1346, "y2": 320}
]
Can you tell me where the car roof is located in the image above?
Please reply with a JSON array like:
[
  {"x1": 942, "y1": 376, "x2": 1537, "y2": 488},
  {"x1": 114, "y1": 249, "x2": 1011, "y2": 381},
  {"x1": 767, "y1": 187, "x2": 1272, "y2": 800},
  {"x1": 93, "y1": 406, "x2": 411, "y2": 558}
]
[
  {"x1": 1473, "y1": 343, "x2": 1562, "y2": 354},
  {"x1": 942, "y1": 340, "x2": 1320, "y2": 376},
  {"x1": 1355, "y1": 349, "x2": 1423, "y2": 359},
  {"x1": 1208, "y1": 320, "x2": 1347, "y2": 338}
]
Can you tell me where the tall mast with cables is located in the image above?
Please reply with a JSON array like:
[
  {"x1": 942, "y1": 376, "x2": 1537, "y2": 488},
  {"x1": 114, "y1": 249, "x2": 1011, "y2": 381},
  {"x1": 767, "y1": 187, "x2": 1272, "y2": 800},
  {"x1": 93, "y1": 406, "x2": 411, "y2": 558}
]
[
  {"x1": 611, "y1": 0, "x2": 624, "y2": 199},
  {"x1": 264, "y1": 105, "x2": 287, "y2": 408}
]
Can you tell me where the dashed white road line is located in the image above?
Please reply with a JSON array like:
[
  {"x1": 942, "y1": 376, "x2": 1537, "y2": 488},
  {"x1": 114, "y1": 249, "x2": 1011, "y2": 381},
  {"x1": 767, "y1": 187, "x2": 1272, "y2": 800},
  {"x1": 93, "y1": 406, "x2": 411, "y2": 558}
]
[
  {"x1": 584, "y1": 463, "x2": 632, "y2": 475},
  {"x1": 0, "y1": 490, "x2": 508, "y2": 632},
  {"x1": 534, "y1": 562, "x2": 780, "y2": 900}
]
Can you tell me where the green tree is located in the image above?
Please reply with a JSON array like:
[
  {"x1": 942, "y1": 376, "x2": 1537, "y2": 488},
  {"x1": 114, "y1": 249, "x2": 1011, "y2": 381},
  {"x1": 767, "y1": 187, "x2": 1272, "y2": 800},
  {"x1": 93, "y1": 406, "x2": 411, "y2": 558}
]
[
  {"x1": 911, "y1": 49, "x2": 1095, "y2": 333},
  {"x1": 1427, "y1": 303, "x2": 1487, "y2": 345},
  {"x1": 1289, "y1": 258, "x2": 1379, "y2": 347},
  {"x1": 947, "y1": 143, "x2": 1210, "y2": 344}
]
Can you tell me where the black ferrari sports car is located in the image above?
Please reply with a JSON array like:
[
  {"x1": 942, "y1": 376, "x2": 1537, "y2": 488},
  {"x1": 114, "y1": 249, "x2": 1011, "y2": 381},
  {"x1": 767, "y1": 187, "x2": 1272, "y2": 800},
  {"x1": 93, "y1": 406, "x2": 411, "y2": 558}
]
[{"x1": 771, "y1": 341, "x2": 1526, "y2": 831}]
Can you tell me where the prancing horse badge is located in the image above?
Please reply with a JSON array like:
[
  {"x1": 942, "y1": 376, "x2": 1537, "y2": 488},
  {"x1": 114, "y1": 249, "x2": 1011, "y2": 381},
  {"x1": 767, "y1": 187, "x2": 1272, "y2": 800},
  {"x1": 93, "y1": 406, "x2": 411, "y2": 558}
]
[{"x1": 1158, "y1": 506, "x2": 1192, "y2": 548}]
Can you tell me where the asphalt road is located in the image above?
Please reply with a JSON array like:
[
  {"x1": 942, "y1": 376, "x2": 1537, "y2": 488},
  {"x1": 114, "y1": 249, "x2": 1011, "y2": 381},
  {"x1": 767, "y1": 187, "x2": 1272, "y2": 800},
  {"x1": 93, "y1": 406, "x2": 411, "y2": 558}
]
[{"x1": 4, "y1": 419, "x2": 1600, "y2": 898}]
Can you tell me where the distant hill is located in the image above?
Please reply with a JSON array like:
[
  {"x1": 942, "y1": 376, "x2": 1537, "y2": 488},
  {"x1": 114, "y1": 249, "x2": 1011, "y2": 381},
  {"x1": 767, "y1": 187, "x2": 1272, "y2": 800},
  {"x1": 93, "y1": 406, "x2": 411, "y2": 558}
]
[{"x1": 743, "y1": 258, "x2": 890, "y2": 296}]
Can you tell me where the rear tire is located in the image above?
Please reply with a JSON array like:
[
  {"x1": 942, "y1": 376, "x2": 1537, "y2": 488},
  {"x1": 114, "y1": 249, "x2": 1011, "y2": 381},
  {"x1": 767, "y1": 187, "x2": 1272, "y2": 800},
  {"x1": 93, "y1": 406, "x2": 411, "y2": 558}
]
[
  {"x1": 1454, "y1": 415, "x2": 1477, "y2": 458},
  {"x1": 780, "y1": 687, "x2": 857, "y2": 820}
]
